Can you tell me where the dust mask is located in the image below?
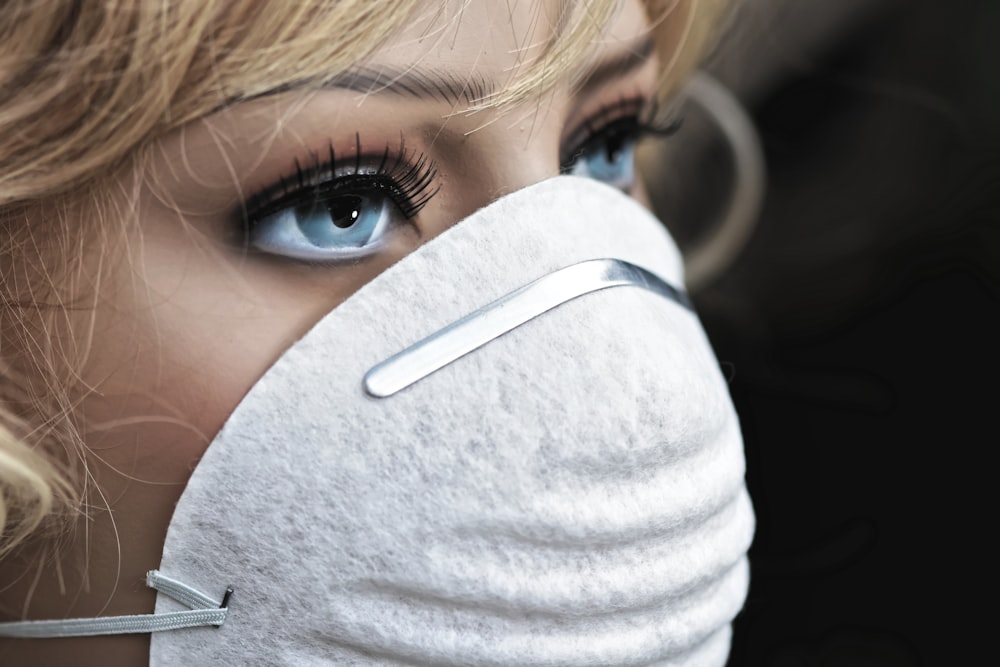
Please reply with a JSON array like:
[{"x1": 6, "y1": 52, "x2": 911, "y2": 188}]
[{"x1": 1, "y1": 176, "x2": 754, "y2": 666}]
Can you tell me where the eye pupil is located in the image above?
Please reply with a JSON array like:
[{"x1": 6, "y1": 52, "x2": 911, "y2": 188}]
[
  {"x1": 605, "y1": 134, "x2": 626, "y2": 162},
  {"x1": 327, "y1": 195, "x2": 364, "y2": 228}
]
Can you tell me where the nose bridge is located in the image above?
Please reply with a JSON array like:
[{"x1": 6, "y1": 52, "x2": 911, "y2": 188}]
[
  {"x1": 490, "y1": 105, "x2": 565, "y2": 195},
  {"x1": 490, "y1": 124, "x2": 562, "y2": 195},
  {"x1": 437, "y1": 106, "x2": 564, "y2": 227}
]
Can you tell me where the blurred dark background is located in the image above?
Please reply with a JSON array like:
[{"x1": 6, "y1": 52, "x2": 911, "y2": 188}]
[{"x1": 652, "y1": 0, "x2": 997, "y2": 664}]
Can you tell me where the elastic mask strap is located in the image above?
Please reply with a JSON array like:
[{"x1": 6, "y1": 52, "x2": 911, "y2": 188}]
[{"x1": 0, "y1": 570, "x2": 232, "y2": 638}]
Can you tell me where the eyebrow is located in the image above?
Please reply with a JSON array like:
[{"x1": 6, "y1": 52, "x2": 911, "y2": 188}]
[
  {"x1": 574, "y1": 35, "x2": 656, "y2": 97},
  {"x1": 222, "y1": 35, "x2": 656, "y2": 111},
  {"x1": 331, "y1": 35, "x2": 656, "y2": 104},
  {"x1": 325, "y1": 67, "x2": 496, "y2": 106}
]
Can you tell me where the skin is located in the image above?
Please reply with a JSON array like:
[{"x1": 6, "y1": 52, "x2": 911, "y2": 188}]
[{"x1": 0, "y1": 0, "x2": 667, "y2": 664}]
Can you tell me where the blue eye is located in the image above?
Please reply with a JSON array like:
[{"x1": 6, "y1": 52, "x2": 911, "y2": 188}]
[
  {"x1": 565, "y1": 131, "x2": 637, "y2": 191},
  {"x1": 561, "y1": 96, "x2": 681, "y2": 192},
  {"x1": 241, "y1": 141, "x2": 439, "y2": 263},
  {"x1": 250, "y1": 192, "x2": 393, "y2": 261}
]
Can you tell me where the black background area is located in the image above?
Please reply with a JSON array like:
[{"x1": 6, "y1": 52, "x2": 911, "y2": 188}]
[{"x1": 692, "y1": 1, "x2": 999, "y2": 664}]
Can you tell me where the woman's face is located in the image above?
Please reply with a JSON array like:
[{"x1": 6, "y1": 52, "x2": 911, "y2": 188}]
[
  {"x1": 82, "y1": 0, "x2": 661, "y2": 487},
  {"x1": 3, "y1": 0, "x2": 675, "y2": 656}
]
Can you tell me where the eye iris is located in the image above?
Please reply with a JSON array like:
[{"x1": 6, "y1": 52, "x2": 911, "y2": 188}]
[
  {"x1": 295, "y1": 194, "x2": 385, "y2": 248},
  {"x1": 581, "y1": 134, "x2": 635, "y2": 188}
]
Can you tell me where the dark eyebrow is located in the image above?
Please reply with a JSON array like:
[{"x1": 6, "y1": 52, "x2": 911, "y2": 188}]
[
  {"x1": 336, "y1": 35, "x2": 655, "y2": 102},
  {"x1": 321, "y1": 67, "x2": 496, "y2": 106},
  {"x1": 218, "y1": 35, "x2": 656, "y2": 111},
  {"x1": 213, "y1": 67, "x2": 495, "y2": 112}
]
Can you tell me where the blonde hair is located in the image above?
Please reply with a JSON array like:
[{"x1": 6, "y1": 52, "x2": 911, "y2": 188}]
[{"x1": 0, "y1": 0, "x2": 730, "y2": 559}]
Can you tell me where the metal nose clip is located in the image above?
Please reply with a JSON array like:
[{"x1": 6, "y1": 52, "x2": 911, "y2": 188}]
[{"x1": 363, "y1": 258, "x2": 692, "y2": 398}]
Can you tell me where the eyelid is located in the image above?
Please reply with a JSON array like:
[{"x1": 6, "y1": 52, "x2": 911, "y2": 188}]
[
  {"x1": 238, "y1": 135, "x2": 439, "y2": 227},
  {"x1": 560, "y1": 94, "x2": 680, "y2": 165}
]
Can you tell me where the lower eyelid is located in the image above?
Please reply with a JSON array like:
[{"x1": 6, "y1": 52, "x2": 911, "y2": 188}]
[{"x1": 249, "y1": 199, "x2": 397, "y2": 262}]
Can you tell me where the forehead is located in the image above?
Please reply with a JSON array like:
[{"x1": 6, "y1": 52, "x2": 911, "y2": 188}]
[
  {"x1": 361, "y1": 0, "x2": 651, "y2": 89},
  {"x1": 378, "y1": 1, "x2": 562, "y2": 68}
]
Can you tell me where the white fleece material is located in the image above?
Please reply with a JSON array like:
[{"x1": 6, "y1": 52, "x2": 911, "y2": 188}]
[{"x1": 149, "y1": 176, "x2": 754, "y2": 666}]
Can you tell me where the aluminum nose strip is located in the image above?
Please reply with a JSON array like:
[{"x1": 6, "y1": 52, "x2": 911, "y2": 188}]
[{"x1": 363, "y1": 258, "x2": 692, "y2": 398}]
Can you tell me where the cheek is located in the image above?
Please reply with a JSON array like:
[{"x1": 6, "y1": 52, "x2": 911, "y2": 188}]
[
  {"x1": 78, "y1": 276, "x2": 278, "y2": 484},
  {"x1": 79, "y1": 205, "x2": 406, "y2": 482},
  {"x1": 76, "y1": 233, "x2": 301, "y2": 482}
]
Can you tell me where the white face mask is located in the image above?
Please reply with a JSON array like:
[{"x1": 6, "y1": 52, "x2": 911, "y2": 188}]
[{"x1": 1, "y1": 176, "x2": 754, "y2": 666}]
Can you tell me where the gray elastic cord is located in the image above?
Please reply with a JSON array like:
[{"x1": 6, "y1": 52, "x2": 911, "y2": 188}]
[
  {"x1": 364, "y1": 258, "x2": 691, "y2": 398},
  {"x1": 0, "y1": 570, "x2": 230, "y2": 638}
]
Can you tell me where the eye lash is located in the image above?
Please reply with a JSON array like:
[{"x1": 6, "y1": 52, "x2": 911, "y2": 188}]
[
  {"x1": 560, "y1": 94, "x2": 682, "y2": 168},
  {"x1": 240, "y1": 134, "x2": 441, "y2": 224}
]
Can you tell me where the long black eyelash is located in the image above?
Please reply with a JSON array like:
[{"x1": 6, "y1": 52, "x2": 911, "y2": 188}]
[
  {"x1": 560, "y1": 94, "x2": 682, "y2": 169},
  {"x1": 241, "y1": 134, "x2": 440, "y2": 224}
]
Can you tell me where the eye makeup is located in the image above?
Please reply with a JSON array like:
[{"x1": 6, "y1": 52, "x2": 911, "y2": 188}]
[
  {"x1": 231, "y1": 88, "x2": 678, "y2": 263},
  {"x1": 238, "y1": 133, "x2": 440, "y2": 229},
  {"x1": 560, "y1": 94, "x2": 681, "y2": 172}
]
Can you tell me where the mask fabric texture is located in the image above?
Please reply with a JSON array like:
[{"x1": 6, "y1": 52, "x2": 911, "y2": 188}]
[{"x1": 149, "y1": 176, "x2": 755, "y2": 666}]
